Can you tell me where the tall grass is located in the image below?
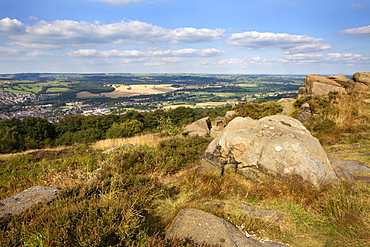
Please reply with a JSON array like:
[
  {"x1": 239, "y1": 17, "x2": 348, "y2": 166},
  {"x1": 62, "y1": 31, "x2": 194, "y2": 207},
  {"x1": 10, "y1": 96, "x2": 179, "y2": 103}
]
[
  {"x1": 91, "y1": 133, "x2": 165, "y2": 151},
  {"x1": 1, "y1": 106, "x2": 370, "y2": 246},
  {"x1": 297, "y1": 91, "x2": 370, "y2": 145}
]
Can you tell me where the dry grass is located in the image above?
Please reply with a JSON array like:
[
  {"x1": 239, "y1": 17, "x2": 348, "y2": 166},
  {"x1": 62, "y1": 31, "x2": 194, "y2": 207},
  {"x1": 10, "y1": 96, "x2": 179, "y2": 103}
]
[
  {"x1": 0, "y1": 146, "x2": 69, "y2": 159},
  {"x1": 91, "y1": 133, "x2": 166, "y2": 150},
  {"x1": 76, "y1": 84, "x2": 177, "y2": 98},
  {"x1": 326, "y1": 92, "x2": 368, "y2": 127}
]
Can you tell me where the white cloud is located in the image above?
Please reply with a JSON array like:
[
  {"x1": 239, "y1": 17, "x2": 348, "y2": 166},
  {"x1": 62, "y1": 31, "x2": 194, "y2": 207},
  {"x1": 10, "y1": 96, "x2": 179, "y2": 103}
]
[
  {"x1": 339, "y1": 25, "x2": 370, "y2": 37},
  {"x1": 69, "y1": 49, "x2": 146, "y2": 57},
  {"x1": 0, "y1": 17, "x2": 26, "y2": 35},
  {"x1": 0, "y1": 18, "x2": 224, "y2": 49},
  {"x1": 283, "y1": 53, "x2": 370, "y2": 64},
  {"x1": 169, "y1": 28, "x2": 224, "y2": 43},
  {"x1": 96, "y1": 0, "x2": 140, "y2": 5},
  {"x1": 69, "y1": 48, "x2": 224, "y2": 58},
  {"x1": 226, "y1": 31, "x2": 332, "y2": 54}
]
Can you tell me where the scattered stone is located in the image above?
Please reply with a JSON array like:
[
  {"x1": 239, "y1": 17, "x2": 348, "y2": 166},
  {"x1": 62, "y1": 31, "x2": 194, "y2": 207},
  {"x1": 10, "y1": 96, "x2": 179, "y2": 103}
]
[
  {"x1": 276, "y1": 98, "x2": 296, "y2": 116},
  {"x1": 102, "y1": 143, "x2": 134, "y2": 154},
  {"x1": 0, "y1": 186, "x2": 61, "y2": 221},
  {"x1": 296, "y1": 103, "x2": 312, "y2": 122},
  {"x1": 183, "y1": 117, "x2": 212, "y2": 137},
  {"x1": 166, "y1": 208, "x2": 288, "y2": 247},
  {"x1": 199, "y1": 115, "x2": 340, "y2": 187},
  {"x1": 330, "y1": 158, "x2": 370, "y2": 183},
  {"x1": 203, "y1": 201, "x2": 226, "y2": 209},
  {"x1": 240, "y1": 203, "x2": 283, "y2": 222}
]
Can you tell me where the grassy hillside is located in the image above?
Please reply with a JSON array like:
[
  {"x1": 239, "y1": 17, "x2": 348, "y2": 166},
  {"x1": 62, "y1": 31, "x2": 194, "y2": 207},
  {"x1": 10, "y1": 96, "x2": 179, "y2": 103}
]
[{"x1": 1, "y1": 92, "x2": 370, "y2": 246}]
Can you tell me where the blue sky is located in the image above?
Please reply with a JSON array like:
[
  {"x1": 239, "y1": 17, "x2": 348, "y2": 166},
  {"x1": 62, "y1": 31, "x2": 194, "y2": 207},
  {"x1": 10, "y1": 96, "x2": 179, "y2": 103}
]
[{"x1": 0, "y1": 0, "x2": 369, "y2": 75}]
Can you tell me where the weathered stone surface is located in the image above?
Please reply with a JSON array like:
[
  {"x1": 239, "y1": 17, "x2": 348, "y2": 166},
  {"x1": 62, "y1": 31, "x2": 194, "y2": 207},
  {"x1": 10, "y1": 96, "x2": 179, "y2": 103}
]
[
  {"x1": 183, "y1": 117, "x2": 212, "y2": 137},
  {"x1": 213, "y1": 117, "x2": 227, "y2": 131},
  {"x1": 103, "y1": 143, "x2": 134, "y2": 154},
  {"x1": 330, "y1": 158, "x2": 370, "y2": 183},
  {"x1": 353, "y1": 82, "x2": 369, "y2": 91},
  {"x1": 327, "y1": 75, "x2": 351, "y2": 88},
  {"x1": 240, "y1": 203, "x2": 283, "y2": 221},
  {"x1": 299, "y1": 73, "x2": 370, "y2": 97},
  {"x1": 166, "y1": 208, "x2": 287, "y2": 247},
  {"x1": 199, "y1": 115, "x2": 340, "y2": 187},
  {"x1": 353, "y1": 72, "x2": 370, "y2": 86},
  {"x1": 225, "y1": 111, "x2": 237, "y2": 120},
  {"x1": 311, "y1": 81, "x2": 344, "y2": 96},
  {"x1": 0, "y1": 186, "x2": 61, "y2": 221},
  {"x1": 296, "y1": 103, "x2": 312, "y2": 123},
  {"x1": 277, "y1": 98, "x2": 296, "y2": 116}
]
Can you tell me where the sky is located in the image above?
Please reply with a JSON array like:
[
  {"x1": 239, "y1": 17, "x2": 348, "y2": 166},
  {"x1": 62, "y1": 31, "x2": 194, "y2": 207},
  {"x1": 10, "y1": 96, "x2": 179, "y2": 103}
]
[{"x1": 0, "y1": 0, "x2": 369, "y2": 75}]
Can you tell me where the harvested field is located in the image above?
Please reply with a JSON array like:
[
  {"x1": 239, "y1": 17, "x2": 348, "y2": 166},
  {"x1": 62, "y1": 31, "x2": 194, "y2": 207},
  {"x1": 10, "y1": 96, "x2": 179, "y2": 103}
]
[
  {"x1": 76, "y1": 84, "x2": 178, "y2": 98},
  {"x1": 164, "y1": 101, "x2": 237, "y2": 109}
]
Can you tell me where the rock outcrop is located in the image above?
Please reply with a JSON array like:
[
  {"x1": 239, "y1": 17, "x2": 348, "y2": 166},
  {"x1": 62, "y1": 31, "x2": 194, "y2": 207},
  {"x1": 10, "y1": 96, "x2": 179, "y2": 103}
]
[
  {"x1": 183, "y1": 117, "x2": 212, "y2": 137},
  {"x1": 299, "y1": 72, "x2": 370, "y2": 97},
  {"x1": 0, "y1": 186, "x2": 61, "y2": 222},
  {"x1": 299, "y1": 74, "x2": 345, "y2": 96},
  {"x1": 199, "y1": 115, "x2": 340, "y2": 187},
  {"x1": 166, "y1": 208, "x2": 287, "y2": 247},
  {"x1": 184, "y1": 111, "x2": 237, "y2": 137}
]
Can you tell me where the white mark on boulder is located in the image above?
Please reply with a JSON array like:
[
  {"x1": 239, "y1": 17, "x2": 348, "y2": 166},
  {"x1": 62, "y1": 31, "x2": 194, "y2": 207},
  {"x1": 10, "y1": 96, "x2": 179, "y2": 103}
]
[
  {"x1": 269, "y1": 127, "x2": 274, "y2": 129},
  {"x1": 275, "y1": 146, "x2": 283, "y2": 152}
]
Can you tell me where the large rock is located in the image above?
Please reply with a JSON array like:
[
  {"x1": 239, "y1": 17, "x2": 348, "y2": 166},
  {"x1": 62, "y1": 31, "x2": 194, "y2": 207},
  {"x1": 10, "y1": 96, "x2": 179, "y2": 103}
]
[
  {"x1": 0, "y1": 186, "x2": 61, "y2": 221},
  {"x1": 327, "y1": 75, "x2": 352, "y2": 88},
  {"x1": 183, "y1": 117, "x2": 212, "y2": 137},
  {"x1": 299, "y1": 73, "x2": 370, "y2": 97},
  {"x1": 353, "y1": 72, "x2": 370, "y2": 87},
  {"x1": 199, "y1": 115, "x2": 340, "y2": 187},
  {"x1": 299, "y1": 74, "x2": 345, "y2": 97},
  {"x1": 304, "y1": 75, "x2": 344, "y2": 96},
  {"x1": 166, "y1": 208, "x2": 287, "y2": 247}
]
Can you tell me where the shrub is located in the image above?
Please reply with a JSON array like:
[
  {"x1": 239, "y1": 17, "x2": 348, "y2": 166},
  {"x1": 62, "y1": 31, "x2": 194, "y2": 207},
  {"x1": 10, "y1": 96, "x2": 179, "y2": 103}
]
[{"x1": 233, "y1": 101, "x2": 282, "y2": 119}]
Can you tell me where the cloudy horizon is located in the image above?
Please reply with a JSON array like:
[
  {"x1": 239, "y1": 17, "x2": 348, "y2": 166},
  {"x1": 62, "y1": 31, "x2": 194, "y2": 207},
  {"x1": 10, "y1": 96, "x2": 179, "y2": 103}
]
[{"x1": 0, "y1": 0, "x2": 369, "y2": 75}]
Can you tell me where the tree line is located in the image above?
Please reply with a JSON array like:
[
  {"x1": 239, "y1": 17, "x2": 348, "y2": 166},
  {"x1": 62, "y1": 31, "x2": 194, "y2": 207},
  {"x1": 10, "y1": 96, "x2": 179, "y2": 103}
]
[{"x1": 0, "y1": 106, "x2": 231, "y2": 154}]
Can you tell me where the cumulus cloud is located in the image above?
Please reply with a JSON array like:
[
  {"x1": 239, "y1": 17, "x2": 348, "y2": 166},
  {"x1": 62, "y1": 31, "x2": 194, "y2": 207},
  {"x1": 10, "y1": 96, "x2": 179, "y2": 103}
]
[
  {"x1": 69, "y1": 48, "x2": 224, "y2": 58},
  {"x1": 339, "y1": 25, "x2": 370, "y2": 37},
  {"x1": 0, "y1": 17, "x2": 224, "y2": 49},
  {"x1": 226, "y1": 31, "x2": 332, "y2": 54},
  {"x1": 0, "y1": 17, "x2": 26, "y2": 35}
]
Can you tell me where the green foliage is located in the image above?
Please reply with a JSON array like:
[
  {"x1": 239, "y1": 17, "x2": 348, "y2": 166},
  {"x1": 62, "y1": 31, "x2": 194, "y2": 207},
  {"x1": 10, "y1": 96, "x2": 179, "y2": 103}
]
[
  {"x1": 106, "y1": 120, "x2": 144, "y2": 139},
  {"x1": 154, "y1": 117, "x2": 182, "y2": 137},
  {"x1": 233, "y1": 101, "x2": 283, "y2": 119}
]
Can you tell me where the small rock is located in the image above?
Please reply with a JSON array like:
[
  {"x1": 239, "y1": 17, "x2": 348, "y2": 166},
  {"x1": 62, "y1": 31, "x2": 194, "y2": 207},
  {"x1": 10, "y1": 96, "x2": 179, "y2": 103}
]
[
  {"x1": 166, "y1": 208, "x2": 288, "y2": 247},
  {"x1": 103, "y1": 143, "x2": 134, "y2": 154},
  {"x1": 0, "y1": 186, "x2": 61, "y2": 221},
  {"x1": 240, "y1": 203, "x2": 283, "y2": 221},
  {"x1": 330, "y1": 158, "x2": 370, "y2": 183}
]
